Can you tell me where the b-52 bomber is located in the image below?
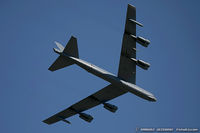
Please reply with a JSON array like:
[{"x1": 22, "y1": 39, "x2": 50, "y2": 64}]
[{"x1": 43, "y1": 4, "x2": 156, "y2": 125}]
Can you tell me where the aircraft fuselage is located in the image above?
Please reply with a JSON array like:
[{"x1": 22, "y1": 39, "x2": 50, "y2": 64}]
[{"x1": 61, "y1": 52, "x2": 156, "y2": 102}]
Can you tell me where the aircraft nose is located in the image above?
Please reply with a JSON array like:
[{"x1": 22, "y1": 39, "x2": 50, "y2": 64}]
[{"x1": 148, "y1": 95, "x2": 157, "y2": 102}]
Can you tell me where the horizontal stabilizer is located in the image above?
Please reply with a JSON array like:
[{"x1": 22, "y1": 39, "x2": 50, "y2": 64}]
[
  {"x1": 48, "y1": 56, "x2": 74, "y2": 71},
  {"x1": 55, "y1": 41, "x2": 64, "y2": 52}
]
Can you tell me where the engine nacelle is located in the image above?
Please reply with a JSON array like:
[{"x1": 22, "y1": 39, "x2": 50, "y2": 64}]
[
  {"x1": 130, "y1": 58, "x2": 150, "y2": 70},
  {"x1": 136, "y1": 59, "x2": 150, "y2": 70},
  {"x1": 136, "y1": 36, "x2": 150, "y2": 47},
  {"x1": 103, "y1": 103, "x2": 118, "y2": 113},
  {"x1": 129, "y1": 34, "x2": 150, "y2": 47},
  {"x1": 79, "y1": 113, "x2": 93, "y2": 123}
]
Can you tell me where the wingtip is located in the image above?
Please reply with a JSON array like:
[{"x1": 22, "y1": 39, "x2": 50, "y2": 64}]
[
  {"x1": 71, "y1": 35, "x2": 77, "y2": 40},
  {"x1": 48, "y1": 66, "x2": 54, "y2": 72},
  {"x1": 42, "y1": 119, "x2": 51, "y2": 125},
  {"x1": 128, "y1": 4, "x2": 136, "y2": 9}
]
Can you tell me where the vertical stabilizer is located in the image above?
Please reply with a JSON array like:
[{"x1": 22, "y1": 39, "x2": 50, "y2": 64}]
[{"x1": 63, "y1": 36, "x2": 79, "y2": 58}]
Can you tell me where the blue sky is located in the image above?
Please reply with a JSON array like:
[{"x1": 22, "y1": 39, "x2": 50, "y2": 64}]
[{"x1": 0, "y1": 0, "x2": 200, "y2": 132}]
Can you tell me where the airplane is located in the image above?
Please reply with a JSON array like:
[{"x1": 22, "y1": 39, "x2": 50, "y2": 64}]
[{"x1": 43, "y1": 4, "x2": 156, "y2": 125}]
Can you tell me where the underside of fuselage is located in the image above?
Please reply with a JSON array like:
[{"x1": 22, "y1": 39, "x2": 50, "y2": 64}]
[{"x1": 67, "y1": 55, "x2": 156, "y2": 102}]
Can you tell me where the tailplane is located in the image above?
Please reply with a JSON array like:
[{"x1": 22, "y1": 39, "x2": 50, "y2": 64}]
[{"x1": 48, "y1": 36, "x2": 79, "y2": 71}]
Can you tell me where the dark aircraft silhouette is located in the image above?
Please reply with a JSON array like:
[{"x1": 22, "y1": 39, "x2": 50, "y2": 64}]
[{"x1": 43, "y1": 4, "x2": 156, "y2": 125}]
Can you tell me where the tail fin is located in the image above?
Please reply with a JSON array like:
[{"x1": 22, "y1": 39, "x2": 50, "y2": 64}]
[
  {"x1": 48, "y1": 36, "x2": 79, "y2": 71},
  {"x1": 63, "y1": 36, "x2": 79, "y2": 58}
]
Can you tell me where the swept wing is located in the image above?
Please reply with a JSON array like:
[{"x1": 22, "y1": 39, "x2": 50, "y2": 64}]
[{"x1": 118, "y1": 4, "x2": 137, "y2": 84}]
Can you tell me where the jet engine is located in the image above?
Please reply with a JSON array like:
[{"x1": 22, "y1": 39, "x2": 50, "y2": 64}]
[
  {"x1": 136, "y1": 36, "x2": 150, "y2": 47},
  {"x1": 136, "y1": 59, "x2": 150, "y2": 70},
  {"x1": 130, "y1": 58, "x2": 150, "y2": 70},
  {"x1": 129, "y1": 34, "x2": 150, "y2": 47},
  {"x1": 103, "y1": 103, "x2": 118, "y2": 113},
  {"x1": 79, "y1": 113, "x2": 93, "y2": 123}
]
